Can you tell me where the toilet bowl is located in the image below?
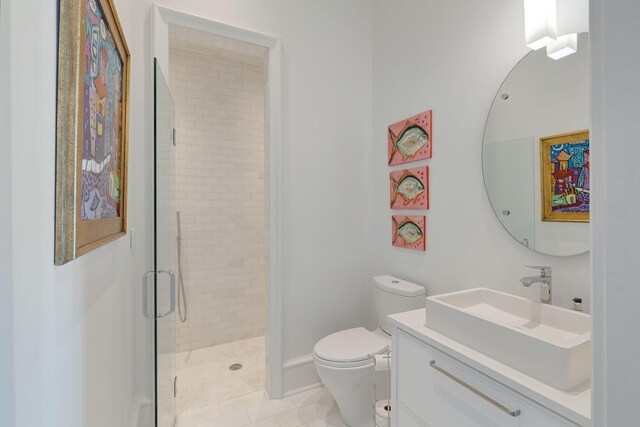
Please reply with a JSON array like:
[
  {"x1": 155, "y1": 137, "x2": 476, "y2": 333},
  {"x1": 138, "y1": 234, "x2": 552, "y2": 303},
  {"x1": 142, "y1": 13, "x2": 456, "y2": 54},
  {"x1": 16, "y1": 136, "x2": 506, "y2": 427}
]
[
  {"x1": 313, "y1": 327, "x2": 389, "y2": 427},
  {"x1": 313, "y1": 276, "x2": 425, "y2": 427}
]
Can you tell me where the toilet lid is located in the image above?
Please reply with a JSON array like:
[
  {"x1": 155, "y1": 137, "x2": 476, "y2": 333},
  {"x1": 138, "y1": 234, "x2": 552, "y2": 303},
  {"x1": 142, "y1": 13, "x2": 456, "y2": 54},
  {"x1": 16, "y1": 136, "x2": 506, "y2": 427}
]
[{"x1": 313, "y1": 327, "x2": 389, "y2": 363}]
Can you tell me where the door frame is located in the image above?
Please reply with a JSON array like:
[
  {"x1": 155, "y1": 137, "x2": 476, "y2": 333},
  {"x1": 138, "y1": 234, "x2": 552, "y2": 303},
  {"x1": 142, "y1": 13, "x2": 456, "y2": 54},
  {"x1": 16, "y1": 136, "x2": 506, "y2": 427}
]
[{"x1": 152, "y1": 4, "x2": 285, "y2": 399}]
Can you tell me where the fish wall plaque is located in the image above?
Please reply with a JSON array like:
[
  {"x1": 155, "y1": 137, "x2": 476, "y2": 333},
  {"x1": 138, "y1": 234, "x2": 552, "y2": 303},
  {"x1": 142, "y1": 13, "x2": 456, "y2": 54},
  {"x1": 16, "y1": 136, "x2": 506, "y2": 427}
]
[
  {"x1": 390, "y1": 166, "x2": 429, "y2": 210},
  {"x1": 388, "y1": 110, "x2": 432, "y2": 166},
  {"x1": 392, "y1": 215, "x2": 426, "y2": 251}
]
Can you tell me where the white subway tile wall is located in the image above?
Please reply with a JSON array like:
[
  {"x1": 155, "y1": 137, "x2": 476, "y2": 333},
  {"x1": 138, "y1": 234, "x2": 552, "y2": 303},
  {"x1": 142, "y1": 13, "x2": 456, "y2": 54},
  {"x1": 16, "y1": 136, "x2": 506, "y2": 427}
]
[{"x1": 169, "y1": 33, "x2": 267, "y2": 352}]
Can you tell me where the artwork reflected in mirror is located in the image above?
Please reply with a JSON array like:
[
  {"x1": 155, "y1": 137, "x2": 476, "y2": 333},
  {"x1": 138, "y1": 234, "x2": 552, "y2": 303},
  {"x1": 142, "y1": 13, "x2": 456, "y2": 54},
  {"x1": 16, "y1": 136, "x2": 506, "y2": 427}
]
[
  {"x1": 541, "y1": 131, "x2": 590, "y2": 223},
  {"x1": 482, "y1": 33, "x2": 589, "y2": 256}
]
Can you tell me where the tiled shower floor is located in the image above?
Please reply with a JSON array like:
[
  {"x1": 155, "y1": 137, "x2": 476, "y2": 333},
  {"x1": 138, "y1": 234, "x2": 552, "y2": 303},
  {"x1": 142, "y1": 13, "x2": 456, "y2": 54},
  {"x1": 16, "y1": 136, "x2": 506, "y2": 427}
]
[{"x1": 177, "y1": 336, "x2": 267, "y2": 414}]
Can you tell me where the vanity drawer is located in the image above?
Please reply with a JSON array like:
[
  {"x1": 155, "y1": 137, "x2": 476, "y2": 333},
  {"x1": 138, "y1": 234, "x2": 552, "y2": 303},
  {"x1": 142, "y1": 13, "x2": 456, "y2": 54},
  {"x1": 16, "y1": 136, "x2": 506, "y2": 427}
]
[{"x1": 395, "y1": 330, "x2": 579, "y2": 427}]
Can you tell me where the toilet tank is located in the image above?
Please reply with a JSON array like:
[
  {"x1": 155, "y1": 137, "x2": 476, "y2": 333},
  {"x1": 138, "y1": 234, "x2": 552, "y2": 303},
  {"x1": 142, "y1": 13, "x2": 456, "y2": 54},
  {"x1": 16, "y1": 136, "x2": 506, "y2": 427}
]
[{"x1": 374, "y1": 275, "x2": 425, "y2": 334}]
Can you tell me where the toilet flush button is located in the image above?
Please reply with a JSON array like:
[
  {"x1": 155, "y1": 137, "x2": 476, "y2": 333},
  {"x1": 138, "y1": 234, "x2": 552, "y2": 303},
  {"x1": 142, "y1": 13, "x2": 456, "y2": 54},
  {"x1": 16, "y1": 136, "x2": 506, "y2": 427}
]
[{"x1": 392, "y1": 280, "x2": 399, "y2": 284}]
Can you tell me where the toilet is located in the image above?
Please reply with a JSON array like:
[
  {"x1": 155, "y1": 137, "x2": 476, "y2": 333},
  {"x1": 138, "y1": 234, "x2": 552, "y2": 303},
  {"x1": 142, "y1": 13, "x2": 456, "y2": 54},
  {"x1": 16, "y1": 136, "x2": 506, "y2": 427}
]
[{"x1": 313, "y1": 275, "x2": 425, "y2": 427}]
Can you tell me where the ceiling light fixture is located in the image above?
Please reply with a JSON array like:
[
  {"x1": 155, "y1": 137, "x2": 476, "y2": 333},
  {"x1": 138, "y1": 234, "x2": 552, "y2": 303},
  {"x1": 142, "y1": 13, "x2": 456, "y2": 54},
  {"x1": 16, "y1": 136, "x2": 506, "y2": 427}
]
[
  {"x1": 524, "y1": 0, "x2": 558, "y2": 50},
  {"x1": 546, "y1": 33, "x2": 578, "y2": 60}
]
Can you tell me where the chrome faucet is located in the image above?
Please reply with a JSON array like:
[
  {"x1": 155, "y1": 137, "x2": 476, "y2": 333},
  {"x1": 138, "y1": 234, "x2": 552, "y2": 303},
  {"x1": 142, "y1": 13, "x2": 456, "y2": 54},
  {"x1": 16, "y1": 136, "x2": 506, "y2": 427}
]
[{"x1": 520, "y1": 265, "x2": 552, "y2": 304}]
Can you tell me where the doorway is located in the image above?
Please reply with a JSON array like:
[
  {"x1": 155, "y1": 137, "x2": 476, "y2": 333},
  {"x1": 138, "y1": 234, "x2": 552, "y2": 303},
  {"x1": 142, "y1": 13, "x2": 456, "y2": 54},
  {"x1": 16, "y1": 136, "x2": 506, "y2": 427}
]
[
  {"x1": 169, "y1": 23, "x2": 268, "y2": 416},
  {"x1": 151, "y1": 6, "x2": 284, "y2": 427}
]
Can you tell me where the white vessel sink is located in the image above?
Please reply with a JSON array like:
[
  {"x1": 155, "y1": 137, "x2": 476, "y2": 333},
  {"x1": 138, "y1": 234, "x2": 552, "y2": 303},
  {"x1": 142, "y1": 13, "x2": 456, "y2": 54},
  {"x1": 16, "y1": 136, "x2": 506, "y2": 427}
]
[{"x1": 425, "y1": 288, "x2": 591, "y2": 391}]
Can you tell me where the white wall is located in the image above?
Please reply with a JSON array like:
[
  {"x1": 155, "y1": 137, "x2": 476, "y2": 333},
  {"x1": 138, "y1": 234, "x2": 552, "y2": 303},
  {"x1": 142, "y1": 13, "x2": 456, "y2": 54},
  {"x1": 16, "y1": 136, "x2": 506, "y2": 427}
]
[
  {"x1": 148, "y1": 0, "x2": 374, "y2": 392},
  {"x1": 591, "y1": 0, "x2": 640, "y2": 424},
  {"x1": 6, "y1": 0, "x2": 154, "y2": 425},
  {"x1": 5, "y1": 1, "x2": 374, "y2": 422},
  {"x1": 170, "y1": 34, "x2": 267, "y2": 352},
  {"x1": 132, "y1": 0, "x2": 157, "y2": 417},
  {"x1": 371, "y1": 0, "x2": 591, "y2": 311},
  {"x1": 0, "y1": 0, "x2": 15, "y2": 425}
]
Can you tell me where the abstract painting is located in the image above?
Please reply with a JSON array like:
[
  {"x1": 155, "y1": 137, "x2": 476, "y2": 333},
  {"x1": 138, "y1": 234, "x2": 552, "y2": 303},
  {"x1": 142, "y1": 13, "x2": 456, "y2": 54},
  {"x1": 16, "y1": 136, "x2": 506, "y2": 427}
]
[
  {"x1": 390, "y1": 166, "x2": 429, "y2": 210},
  {"x1": 392, "y1": 216, "x2": 426, "y2": 251},
  {"x1": 540, "y1": 131, "x2": 590, "y2": 222},
  {"x1": 55, "y1": 0, "x2": 130, "y2": 265},
  {"x1": 388, "y1": 110, "x2": 432, "y2": 166},
  {"x1": 81, "y1": 0, "x2": 125, "y2": 220}
]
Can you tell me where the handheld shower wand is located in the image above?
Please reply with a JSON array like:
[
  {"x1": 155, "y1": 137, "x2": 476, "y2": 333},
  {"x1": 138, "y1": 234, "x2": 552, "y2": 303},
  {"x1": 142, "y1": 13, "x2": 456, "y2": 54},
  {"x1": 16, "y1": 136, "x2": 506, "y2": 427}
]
[{"x1": 176, "y1": 211, "x2": 188, "y2": 323}]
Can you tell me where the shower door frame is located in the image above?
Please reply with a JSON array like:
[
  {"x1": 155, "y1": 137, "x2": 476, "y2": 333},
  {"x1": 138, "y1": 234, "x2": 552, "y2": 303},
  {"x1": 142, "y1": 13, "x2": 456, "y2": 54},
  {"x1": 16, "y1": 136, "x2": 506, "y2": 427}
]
[{"x1": 152, "y1": 4, "x2": 286, "y2": 399}]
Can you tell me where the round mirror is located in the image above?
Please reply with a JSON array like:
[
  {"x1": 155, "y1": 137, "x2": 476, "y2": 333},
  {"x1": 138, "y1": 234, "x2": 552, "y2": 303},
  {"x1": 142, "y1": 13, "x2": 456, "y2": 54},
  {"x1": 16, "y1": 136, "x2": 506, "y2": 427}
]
[{"x1": 483, "y1": 33, "x2": 590, "y2": 256}]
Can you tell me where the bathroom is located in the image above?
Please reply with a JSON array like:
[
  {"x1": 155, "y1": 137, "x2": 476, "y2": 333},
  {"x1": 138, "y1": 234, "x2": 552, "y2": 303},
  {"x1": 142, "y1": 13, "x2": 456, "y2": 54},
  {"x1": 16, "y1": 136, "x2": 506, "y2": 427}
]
[{"x1": 0, "y1": 1, "x2": 638, "y2": 427}]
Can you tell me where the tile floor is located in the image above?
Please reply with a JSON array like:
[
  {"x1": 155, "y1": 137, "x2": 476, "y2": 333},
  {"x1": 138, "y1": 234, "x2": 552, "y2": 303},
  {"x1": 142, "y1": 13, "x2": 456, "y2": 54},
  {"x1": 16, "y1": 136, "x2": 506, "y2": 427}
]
[
  {"x1": 177, "y1": 386, "x2": 350, "y2": 427},
  {"x1": 175, "y1": 336, "x2": 386, "y2": 427}
]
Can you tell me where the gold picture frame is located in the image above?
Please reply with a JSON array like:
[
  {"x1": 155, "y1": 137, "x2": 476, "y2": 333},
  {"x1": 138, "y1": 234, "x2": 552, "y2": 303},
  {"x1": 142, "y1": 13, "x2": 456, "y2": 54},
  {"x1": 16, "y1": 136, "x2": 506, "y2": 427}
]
[
  {"x1": 540, "y1": 130, "x2": 590, "y2": 223},
  {"x1": 55, "y1": 0, "x2": 130, "y2": 265}
]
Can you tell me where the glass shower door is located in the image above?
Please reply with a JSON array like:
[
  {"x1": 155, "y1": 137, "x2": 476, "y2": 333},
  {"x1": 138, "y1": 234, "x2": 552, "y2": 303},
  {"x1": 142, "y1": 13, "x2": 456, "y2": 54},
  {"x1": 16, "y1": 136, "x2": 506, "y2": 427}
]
[{"x1": 153, "y1": 59, "x2": 177, "y2": 427}]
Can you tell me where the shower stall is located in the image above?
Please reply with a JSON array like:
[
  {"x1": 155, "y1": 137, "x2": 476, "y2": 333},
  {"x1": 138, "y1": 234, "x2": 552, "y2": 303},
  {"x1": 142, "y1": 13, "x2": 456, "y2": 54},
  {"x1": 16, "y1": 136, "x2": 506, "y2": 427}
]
[{"x1": 152, "y1": 21, "x2": 270, "y2": 426}]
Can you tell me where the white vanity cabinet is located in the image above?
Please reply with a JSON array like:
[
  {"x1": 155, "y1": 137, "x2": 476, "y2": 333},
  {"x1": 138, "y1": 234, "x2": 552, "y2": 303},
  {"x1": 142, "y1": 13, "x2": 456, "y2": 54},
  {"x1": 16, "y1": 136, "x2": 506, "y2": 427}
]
[{"x1": 392, "y1": 330, "x2": 581, "y2": 427}]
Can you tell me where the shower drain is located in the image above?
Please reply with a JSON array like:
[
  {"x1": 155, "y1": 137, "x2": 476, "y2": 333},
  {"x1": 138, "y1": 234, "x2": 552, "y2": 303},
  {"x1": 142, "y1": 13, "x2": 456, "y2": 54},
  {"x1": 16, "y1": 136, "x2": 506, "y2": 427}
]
[{"x1": 228, "y1": 363, "x2": 243, "y2": 371}]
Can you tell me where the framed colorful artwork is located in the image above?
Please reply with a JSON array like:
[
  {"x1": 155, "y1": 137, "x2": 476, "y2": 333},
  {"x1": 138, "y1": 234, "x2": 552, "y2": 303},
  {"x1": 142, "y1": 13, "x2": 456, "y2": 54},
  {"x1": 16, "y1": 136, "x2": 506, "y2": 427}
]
[
  {"x1": 540, "y1": 130, "x2": 590, "y2": 223},
  {"x1": 390, "y1": 166, "x2": 429, "y2": 210},
  {"x1": 55, "y1": 0, "x2": 130, "y2": 265},
  {"x1": 392, "y1": 216, "x2": 426, "y2": 251},
  {"x1": 388, "y1": 110, "x2": 432, "y2": 166}
]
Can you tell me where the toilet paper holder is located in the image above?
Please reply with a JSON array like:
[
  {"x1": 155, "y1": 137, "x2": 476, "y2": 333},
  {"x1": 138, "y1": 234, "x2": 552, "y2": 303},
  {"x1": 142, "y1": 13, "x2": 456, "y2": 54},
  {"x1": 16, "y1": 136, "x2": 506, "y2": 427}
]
[{"x1": 370, "y1": 350, "x2": 392, "y2": 427}]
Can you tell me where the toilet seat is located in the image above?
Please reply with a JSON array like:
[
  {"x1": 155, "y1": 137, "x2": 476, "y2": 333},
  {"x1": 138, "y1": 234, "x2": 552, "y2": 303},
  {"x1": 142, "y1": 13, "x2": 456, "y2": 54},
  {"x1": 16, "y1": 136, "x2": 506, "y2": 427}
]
[{"x1": 313, "y1": 327, "x2": 389, "y2": 368}]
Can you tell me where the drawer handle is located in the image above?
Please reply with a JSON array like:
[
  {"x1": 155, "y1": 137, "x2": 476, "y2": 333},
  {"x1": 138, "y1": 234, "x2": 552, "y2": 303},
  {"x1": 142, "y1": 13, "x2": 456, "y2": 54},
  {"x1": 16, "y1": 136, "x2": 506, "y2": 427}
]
[{"x1": 429, "y1": 360, "x2": 521, "y2": 417}]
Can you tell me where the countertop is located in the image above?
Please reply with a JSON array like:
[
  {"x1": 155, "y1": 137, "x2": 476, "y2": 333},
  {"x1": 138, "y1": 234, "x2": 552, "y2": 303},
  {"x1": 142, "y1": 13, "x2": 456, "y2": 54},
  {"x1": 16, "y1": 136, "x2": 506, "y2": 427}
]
[{"x1": 388, "y1": 308, "x2": 591, "y2": 427}]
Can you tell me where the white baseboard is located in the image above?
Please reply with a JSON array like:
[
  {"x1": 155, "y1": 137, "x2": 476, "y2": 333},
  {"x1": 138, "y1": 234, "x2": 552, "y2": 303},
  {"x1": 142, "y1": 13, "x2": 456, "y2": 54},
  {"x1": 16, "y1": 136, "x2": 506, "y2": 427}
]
[
  {"x1": 283, "y1": 381, "x2": 324, "y2": 398},
  {"x1": 282, "y1": 354, "x2": 321, "y2": 395},
  {"x1": 283, "y1": 354, "x2": 314, "y2": 369},
  {"x1": 129, "y1": 395, "x2": 153, "y2": 427}
]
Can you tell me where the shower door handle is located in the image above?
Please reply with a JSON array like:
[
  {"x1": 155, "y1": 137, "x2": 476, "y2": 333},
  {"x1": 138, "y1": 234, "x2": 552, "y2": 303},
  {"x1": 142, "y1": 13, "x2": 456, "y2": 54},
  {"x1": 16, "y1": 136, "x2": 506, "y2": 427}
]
[{"x1": 142, "y1": 268, "x2": 176, "y2": 318}]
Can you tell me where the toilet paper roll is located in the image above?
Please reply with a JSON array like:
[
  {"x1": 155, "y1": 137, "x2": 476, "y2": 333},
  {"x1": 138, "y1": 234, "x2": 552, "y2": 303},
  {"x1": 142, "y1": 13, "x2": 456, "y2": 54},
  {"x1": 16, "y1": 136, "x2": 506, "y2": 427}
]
[
  {"x1": 375, "y1": 400, "x2": 391, "y2": 427},
  {"x1": 374, "y1": 354, "x2": 391, "y2": 371}
]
